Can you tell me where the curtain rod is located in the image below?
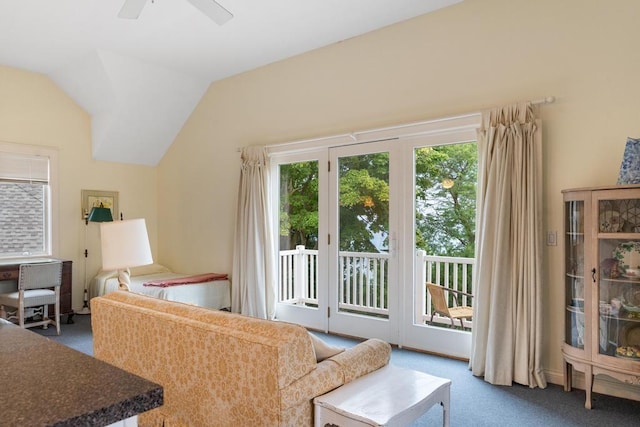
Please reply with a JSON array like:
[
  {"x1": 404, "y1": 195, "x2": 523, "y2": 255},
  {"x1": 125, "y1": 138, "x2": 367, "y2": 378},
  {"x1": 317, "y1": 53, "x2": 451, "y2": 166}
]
[
  {"x1": 531, "y1": 96, "x2": 555, "y2": 105},
  {"x1": 238, "y1": 96, "x2": 556, "y2": 152}
]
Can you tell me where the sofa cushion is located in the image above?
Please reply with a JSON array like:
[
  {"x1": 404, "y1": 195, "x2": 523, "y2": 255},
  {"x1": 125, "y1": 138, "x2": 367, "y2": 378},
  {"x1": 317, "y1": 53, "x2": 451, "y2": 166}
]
[{"x1": 308, "y1": 333, "x2": 345, "y2": 362}]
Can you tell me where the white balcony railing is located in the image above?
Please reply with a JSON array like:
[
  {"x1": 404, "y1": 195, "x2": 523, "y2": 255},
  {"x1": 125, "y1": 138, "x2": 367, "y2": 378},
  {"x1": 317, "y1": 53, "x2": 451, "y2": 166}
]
[
  {"x1": 338, "y1": 250, "x2": 390, "y2": 316},
  {"x1": 279, "y1": 246, "x2": 318, "y2": 305},
  {"x1": 415, "y1": 249, "x2": 474, "y2": 329},
  {"x1": 278, "y1": 246, "x2": 474, "y2": 329}
]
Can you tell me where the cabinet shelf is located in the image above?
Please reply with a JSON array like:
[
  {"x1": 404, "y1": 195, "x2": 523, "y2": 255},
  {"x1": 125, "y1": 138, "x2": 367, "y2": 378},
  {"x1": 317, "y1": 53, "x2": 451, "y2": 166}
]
[
  {"x1": 598, "y1": 232, "x2": 640, "y2": 239},
  {"x1": 602, "y1": 278, "x2": 640, "y2": 285},
  {"x1": 599, "y1": 313, "x2": 640, "y2": 323}
]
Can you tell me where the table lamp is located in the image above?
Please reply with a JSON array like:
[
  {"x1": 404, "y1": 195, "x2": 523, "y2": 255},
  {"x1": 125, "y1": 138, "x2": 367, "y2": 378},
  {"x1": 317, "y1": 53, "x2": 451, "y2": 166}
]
[
  {"x1": 88, "y1": 204, "x2": 113, "y2": 223},
  {"x1": 100, "y1": 218, "x2": 153, "y2": 291}
]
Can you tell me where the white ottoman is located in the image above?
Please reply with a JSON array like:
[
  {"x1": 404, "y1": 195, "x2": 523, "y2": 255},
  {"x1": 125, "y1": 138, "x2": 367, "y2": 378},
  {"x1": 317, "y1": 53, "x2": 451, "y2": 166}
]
[{"x1": 314, "y1": 365, "x2": 451, "y2": 427}]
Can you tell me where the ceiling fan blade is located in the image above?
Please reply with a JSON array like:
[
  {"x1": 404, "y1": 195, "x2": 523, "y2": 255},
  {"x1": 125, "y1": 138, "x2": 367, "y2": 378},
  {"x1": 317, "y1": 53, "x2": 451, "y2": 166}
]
[
  {"x1": 187, "y1": 0, "x2": 233, "y2": 25},
  {"x1": 118, "y1": 0, "x2": 148, "y2": 19}
]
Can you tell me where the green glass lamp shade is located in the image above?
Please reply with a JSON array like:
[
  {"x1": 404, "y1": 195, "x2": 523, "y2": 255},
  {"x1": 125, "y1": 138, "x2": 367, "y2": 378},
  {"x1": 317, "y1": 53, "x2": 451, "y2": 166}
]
[{"x1": 88, "y1": 206, "x2": 113, "y2": 222}]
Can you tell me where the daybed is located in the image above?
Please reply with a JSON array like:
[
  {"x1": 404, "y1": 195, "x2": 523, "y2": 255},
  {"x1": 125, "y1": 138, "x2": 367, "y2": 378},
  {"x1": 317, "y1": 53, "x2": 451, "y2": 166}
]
[
  {"x1": 92, "y1": 291, "x2": 391, "y2": 426},
  {"x1": 89, "y1": 263, "x2": 230, "y2": 310}
]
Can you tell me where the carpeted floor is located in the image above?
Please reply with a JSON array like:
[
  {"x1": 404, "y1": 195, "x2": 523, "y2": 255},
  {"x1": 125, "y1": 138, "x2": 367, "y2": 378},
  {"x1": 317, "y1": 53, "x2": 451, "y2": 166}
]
[{"x1": 34, "y1": 315, "x2": 640, "y2": 426}]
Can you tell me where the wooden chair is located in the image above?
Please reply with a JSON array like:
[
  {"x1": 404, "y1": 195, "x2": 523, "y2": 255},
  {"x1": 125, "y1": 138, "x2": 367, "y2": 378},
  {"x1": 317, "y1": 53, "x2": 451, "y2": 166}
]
[
  {"x1": 425, "y1": 282, "x2": 473, "y2": 328},
  {"x1": 0, "y1": 261, "x2": 63, "y2": 335}
]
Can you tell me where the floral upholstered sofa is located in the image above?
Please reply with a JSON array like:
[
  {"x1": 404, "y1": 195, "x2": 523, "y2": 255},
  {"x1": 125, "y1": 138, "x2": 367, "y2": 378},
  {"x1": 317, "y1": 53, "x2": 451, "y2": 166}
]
[{"x1": 91, "y1": 291, "x2": 391, "y2": 426}]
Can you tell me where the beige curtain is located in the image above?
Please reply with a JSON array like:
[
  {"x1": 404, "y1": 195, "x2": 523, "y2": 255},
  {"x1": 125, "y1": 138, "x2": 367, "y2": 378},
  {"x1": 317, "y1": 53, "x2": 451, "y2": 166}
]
[
  {"x1": 231, "y1": 146, "x2": 277, "y2": 319},
  {"x1": 469, "y1": 103, "x2": 546, "y2": 388}
]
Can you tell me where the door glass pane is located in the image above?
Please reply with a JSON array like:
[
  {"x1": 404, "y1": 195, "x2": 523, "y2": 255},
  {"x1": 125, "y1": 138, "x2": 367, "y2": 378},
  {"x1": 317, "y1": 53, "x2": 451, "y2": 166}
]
[
  {"x1": 278, "y1": 161, "x2": 319, "y2": 307},
  {"x1": 565, "y1": 200, "x2": 585, "y2": 349},
  {"x1": 598, "y1": 198, "x2": 640, "y2": 359},
  {"x1": 337, "y1": 153, "x2": 389, "y2": 318},
  {"x1": 415, "y1": 143, "x2": 476, "y2": 330}
]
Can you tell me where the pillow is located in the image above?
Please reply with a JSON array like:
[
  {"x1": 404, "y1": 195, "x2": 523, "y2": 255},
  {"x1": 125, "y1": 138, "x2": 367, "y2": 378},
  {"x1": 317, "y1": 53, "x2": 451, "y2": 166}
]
[
  {"x1": 308, "y1": 332, "x2": 345, "y2": 362},
  {"x1": 129, "y1": 263, "x2": 171, "y2": 277}
]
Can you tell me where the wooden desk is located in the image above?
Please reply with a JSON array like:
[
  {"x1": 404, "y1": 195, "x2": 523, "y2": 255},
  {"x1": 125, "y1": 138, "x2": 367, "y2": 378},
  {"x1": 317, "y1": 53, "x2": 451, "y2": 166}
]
[
  {"x1": 0, "y1": 319, "x2": 163, "y2": 425},
  {"x1": 0, "y1": 258, "x2": 73, "y2": 323}
]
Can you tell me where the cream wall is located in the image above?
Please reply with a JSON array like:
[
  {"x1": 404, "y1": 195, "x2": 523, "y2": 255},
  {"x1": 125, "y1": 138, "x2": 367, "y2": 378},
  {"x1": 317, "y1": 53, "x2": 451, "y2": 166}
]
[
  {"x1": 0, "y1": 65, "x2": 158, "y2": 312},
  {"x1": 158, "y1": 0, "x2": 640, "y2": 389}
]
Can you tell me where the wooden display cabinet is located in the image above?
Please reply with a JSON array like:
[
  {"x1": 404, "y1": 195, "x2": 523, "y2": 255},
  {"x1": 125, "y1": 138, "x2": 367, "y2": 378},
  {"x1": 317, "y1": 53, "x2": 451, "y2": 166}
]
[{"x1": 562, "y1": 185, "x2": 640, "y2": 408}]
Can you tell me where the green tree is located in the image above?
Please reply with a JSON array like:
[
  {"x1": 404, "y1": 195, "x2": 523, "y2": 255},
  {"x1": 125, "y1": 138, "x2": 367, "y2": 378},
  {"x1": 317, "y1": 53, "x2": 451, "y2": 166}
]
[
  {"x1": 279, "y1": 161, "x2": 319, "y2": 249},
  {"x1": 278, "y1": 144, "x2": 476, "y2": 258},
  {"x1": 414, "y1": 143, "x2": 477, "y2": 257},
  {"x1": 338, "y1": 153, "x2": 389, "y2": 252}
]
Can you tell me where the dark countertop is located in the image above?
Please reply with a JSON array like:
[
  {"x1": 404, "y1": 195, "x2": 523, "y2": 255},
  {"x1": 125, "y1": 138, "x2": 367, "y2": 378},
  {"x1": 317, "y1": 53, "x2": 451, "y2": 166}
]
[{"x1": 0, "y1": 319, "x2": 162, "y2": 427}]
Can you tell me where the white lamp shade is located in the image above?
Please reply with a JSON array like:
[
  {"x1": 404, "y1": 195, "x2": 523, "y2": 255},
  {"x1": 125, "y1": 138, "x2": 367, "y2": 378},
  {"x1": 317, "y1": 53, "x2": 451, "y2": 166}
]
[{"x1": 100, "y1": 218, "x2": 153, "y2": 271}]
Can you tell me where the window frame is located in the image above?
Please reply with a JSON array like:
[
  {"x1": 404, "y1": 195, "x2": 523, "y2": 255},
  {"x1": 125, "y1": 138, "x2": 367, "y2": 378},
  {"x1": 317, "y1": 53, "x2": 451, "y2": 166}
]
[{"x1": 0, "y1": 142, "x2": 58, "y2": 260}]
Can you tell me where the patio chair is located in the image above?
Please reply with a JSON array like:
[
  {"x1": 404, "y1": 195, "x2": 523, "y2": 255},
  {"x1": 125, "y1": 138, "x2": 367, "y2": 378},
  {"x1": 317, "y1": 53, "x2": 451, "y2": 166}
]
[
  {"x1": 0, "y1": 261, "x2": 63, "y2": 335},
  {"x1": 426, "y1": 282, "x2": 473, "y2": 328}
]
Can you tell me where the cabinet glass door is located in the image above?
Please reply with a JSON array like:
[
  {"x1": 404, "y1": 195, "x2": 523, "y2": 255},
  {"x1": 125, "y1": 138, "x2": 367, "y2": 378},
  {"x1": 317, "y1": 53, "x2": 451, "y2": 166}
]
[
  {"x1": 597, "y1": 197, "x2": 640, "y2": 361},
  {"x1": 565, "y1": 199, "x2": 586, "y2": 349}
]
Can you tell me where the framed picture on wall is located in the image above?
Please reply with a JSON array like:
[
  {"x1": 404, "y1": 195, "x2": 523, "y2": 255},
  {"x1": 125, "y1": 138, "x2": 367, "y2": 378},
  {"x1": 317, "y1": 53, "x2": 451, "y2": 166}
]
[{"x1": 81, "y1": 189, "x2": 119, "y2": 220}]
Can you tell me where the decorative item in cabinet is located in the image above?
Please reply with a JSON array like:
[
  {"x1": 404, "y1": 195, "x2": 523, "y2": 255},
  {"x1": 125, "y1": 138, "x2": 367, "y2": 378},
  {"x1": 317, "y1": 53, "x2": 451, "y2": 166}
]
[
  {"x1": 619, "y1": 199, "x2": 640, "y2": 232},
  {"x1": 600, "y1": 258, "x2": 620, "y2": 279},
  {"x1": 599, "y1": 198, "x2": 640, "y2": 233},
  {"x1": 613, "y1": 242, "x2": 640, "y2": 276},
  {"x1": 617, "y1": 137, "x2": 640, "y2": 185},
  {"x1": 622, "y1": 288, "x2": 640, "y2": 316},
  {"x1": 599, "y1": 209, "x2": 623, "y2": 233},
  {"x1": 616, "y1": 321, "x2": 640, "y2": 360}
]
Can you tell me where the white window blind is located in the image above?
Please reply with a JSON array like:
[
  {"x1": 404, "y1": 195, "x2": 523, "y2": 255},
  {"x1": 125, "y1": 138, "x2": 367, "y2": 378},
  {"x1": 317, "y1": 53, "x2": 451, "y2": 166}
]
[{"x1": 0, "y1": 152, "x2": 49, "y2": 183}]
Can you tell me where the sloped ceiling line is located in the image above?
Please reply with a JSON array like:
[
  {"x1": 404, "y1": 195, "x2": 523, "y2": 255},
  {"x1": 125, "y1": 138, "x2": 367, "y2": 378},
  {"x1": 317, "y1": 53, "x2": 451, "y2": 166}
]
[
  {"x1": 49, "y1": 50, "x2": 210, "y2": 166},
  {"x1": 4, "y1": 1, "x2": 464, "y2": 165}
]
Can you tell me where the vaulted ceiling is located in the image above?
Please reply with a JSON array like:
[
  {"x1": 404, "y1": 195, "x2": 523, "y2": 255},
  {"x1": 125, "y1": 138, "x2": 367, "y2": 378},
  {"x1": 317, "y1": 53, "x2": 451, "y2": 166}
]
[{"x1": 0, "y1": 0, "x2": 461, "y2": 165}]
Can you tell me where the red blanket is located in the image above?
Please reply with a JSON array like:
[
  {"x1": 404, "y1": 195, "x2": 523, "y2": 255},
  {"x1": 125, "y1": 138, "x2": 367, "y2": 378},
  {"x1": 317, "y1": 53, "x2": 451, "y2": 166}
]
[{"x1": 143, "y1": 273, "x2": 228, "y2": 288}]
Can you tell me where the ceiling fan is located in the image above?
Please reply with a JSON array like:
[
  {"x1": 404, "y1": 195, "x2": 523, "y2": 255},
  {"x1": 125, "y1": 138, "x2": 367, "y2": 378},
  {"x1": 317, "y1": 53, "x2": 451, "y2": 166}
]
[{"x1": 118, "y1": 0, "x2": 233, "y2": 26}]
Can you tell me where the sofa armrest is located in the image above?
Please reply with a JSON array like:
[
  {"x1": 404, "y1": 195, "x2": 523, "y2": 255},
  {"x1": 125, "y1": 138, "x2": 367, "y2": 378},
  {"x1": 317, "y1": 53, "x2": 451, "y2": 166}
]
[
  {"x1": 328, "y1": 338, "x2": 391, "y2": 383},
  {"x1": 280, "y1": 359, "x2": 343, "y2": 410}
]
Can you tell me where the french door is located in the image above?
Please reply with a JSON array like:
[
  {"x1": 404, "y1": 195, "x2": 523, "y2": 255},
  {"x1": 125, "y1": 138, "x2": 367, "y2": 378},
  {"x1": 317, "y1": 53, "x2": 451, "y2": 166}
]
[
  {"x1": 327, "y1": 142, "x2": 399, "y2": 342},
  {"x1": 272, "y1": 114, "x2": 479, "y2": 357},
  {"x1": 273, "y1": 150, "x2": 328, "y2": 331},
  {"x1": 272, "y1": 142, "x2": 398, "y2": 341},
  {"x1": 399, "y1": 139, "x2": 475, "y2": 357}
]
